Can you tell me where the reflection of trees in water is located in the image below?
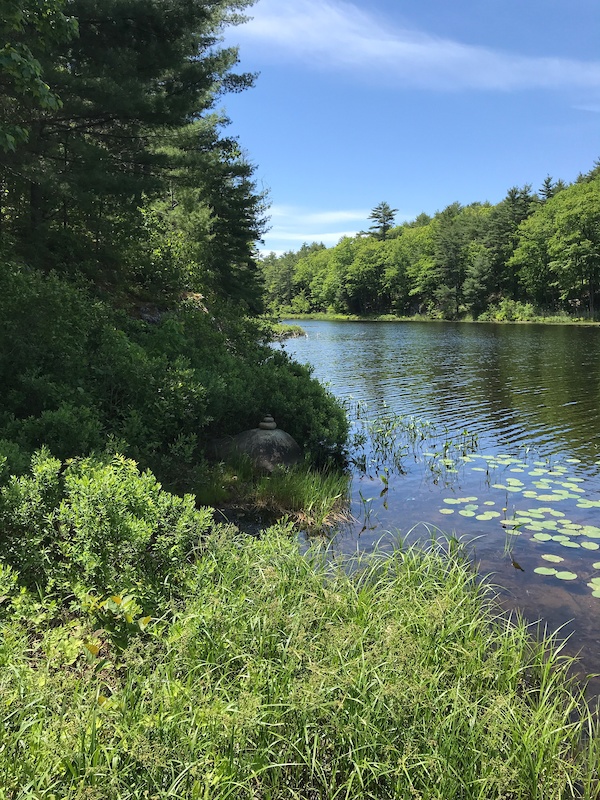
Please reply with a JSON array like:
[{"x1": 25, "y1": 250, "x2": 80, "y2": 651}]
[{"x1": 294, "y1": 321, "x2": 600, "y2": 464}]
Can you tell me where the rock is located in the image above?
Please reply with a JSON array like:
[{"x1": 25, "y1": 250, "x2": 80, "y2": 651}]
[{"x1": 211, "y1": 416, "x2": 302, "y2": 472}]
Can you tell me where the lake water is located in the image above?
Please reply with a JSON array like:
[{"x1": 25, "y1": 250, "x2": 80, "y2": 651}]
[{"x1": 281, "y1": 320, "x2": 600, "y2": 681}]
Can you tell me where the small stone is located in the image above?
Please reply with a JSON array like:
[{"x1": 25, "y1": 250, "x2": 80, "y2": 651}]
[{"x1": 259, "y1": 415, "x2": 277, "y2": 430}]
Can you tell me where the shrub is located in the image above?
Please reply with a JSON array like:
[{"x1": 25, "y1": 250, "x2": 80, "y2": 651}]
[{"x1": 0, "y1": 450, "x2": 216, "y2": 599}]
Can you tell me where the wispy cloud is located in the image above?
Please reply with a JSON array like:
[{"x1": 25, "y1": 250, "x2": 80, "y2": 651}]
[
  {"x1": 261, "y1": 205, "x2": 367, "y2": 251},
  {"x1": 234, "y1": 0, "x2": 600, "y2": 91},
  {"x1": 260, "y1": 204, "x2": 411, "y2": 252},
  {"x1": 270, "y1": 206, "x2": 370, "y2": 226},
  {"x1": 574, "y1": 103, "x2": 600, "y2": 113}
]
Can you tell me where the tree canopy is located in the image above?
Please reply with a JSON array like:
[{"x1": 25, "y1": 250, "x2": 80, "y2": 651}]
[
  {"x1": 261, "y1": 165, "x2": 600, "y2": 321},
  {"x1": 0, "y1": 0, "x2": 348, "y2": 489}
]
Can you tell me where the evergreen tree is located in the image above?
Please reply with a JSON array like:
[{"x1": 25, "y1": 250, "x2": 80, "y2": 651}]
[
  {"x1": 368, "y1": 201, "x2": 398, "y2": 240},
  {"x1": 1, "y1": 0, "x2": 264, "y2": 308}
]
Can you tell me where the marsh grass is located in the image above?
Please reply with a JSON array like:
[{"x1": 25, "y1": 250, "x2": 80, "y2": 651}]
[
  {"x1": 249, "y1": 466, "x2": 351, "y2": 530},
  {"x1": 198, "y1": 455, "x2": 351, "y2": 532},
  {"x1": 1, "y1": 526, "x2": 598, "y2": 799}
]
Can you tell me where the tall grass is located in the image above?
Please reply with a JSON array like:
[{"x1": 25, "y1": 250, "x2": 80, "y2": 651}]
[{"x1": 1, "y1": 526, "x2": 597, "y2": 799}]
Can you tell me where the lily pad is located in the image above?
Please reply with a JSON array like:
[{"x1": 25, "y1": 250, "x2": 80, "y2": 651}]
[
  {"x1": 439, "y1": 508, "x2": 454, "y2": 515},
  {"x1": 532, "y1": 533, "x2": 553, "y2": 541},
  {"x1": 534, "y1": 567, "x2": 557, "y2": 576},
  {"x1": 592, "y1": 562, "x2": 600, "y2": 569},
  {"x1": 581, "y1": 527, "x2": 600, "y2": 539},
  {"x1": 554, "y1": 571, "x2": 577, "y2": 581},
  {"x1": 581, "y1": 541, "x2": 599, "y2": 550},
  {"x1": 559, "y1": 540, "x2": 580, "y2": 548},
  {"x1": 541, "y1": 554, "x2": 564, "y2": 563},
  {"x1": 443, "y1": 498, "x2": 462, "y2": 505},
  {"x1": 458, "y1": 510, "x2": 475, "y2": 517}
]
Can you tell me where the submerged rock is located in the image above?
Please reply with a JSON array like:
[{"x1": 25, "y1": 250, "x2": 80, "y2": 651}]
[{"x1": 212, "y1": 416, "x2": 302, "y2": 472}]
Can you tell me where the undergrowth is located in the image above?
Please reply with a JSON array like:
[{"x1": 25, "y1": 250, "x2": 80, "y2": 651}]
[{"x1": 0, "y1": 452, "x2": 598, "y2": 798}]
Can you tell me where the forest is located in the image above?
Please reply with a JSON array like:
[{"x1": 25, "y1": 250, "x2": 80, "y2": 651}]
[
  {"x1": 0, "y1": 0, "x2": 347, "y2": 491},
  {"x1": 261, "y1": 169, "x2": 600, "y2": 321}
]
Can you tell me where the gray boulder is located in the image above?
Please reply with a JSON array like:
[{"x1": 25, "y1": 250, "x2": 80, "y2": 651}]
[{"x1": 212, "y1": 416, "x2": 302, "y2": 473}]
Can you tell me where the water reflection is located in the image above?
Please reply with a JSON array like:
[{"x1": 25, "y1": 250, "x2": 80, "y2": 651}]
[{"x1": 283, "y1": 320, "x2": 600, "y2": 682}]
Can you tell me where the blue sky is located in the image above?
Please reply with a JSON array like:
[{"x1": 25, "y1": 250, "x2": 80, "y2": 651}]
[{"x1": 221, "y1": 0, "x2": 600, "y2": 255}]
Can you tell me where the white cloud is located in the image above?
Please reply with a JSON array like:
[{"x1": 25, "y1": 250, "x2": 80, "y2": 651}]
[
  {"x1": 234, "y1": 0, "x2": 600, "y2": 91},
  {"x1": 271, "y1": 230, "x2": 359, "y2": 244},
  {"x1": 259, "y1": 204, "x2": 412, "y2": 252},
  {"x1": 269, "y1": 205, "x2": 370, "y2": 225}
]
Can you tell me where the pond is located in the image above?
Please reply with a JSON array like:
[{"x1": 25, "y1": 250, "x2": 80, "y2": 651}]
[{"x1": 281, "y1": 320, "x2": 600, "y2": 681}]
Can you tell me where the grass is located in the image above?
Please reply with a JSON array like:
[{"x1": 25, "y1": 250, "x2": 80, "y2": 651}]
[
  {"x1": 1, "y1": 526, "x2": 598, "y2": 799},
  {"x1": 197, "y1": 458, "x2": 351, "y2": 532}
]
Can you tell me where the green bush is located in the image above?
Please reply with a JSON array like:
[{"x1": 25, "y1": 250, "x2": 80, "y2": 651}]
[
  {"x1": 0, "y1": 263, "x2": 348, "y2": 489},
  {"x1": 0, "y1": 450, "x2": 216, "y2": 599}
]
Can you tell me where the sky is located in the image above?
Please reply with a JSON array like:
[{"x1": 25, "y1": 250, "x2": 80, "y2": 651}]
[{"x1": 220, "y1": 0, "x2": 600, "y2": 255}]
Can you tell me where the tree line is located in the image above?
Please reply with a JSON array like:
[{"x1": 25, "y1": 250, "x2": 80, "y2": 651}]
[{"x1": 261, "y1": 167, "x2": 600, "y2": 320}]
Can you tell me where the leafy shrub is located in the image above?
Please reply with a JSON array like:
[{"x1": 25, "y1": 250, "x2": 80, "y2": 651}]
[
  {"x1": 479, "y1": 299, "x2": 537, "y2": 322},
  {"x1": 0, "y1": 264, "x2": 348, "y2": 490},
  {"x1": 0, "y1": 450, "x2": 216, "y2": 599}
]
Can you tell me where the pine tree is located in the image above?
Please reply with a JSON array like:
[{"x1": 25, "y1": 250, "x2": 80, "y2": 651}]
[{"x1": 368, "y1": 201, "x2": 398, "y2": 240}]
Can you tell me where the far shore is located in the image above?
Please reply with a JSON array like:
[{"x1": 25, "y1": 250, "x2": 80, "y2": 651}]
[{"x1": 278, "y1": 311, "x2": 600, "y2": 326}]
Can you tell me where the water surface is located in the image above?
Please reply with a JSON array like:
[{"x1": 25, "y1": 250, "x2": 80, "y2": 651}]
[{"x1": 282, "y1": 320, "x2": 600, "y2": 679}]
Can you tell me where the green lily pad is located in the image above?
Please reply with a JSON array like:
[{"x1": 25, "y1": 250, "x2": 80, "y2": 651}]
[
  {"x1": 551, "y1": 535, "x2": 570, "y2": 542},
  {"x1": 523, "y1": 491, "x2": 539, "y2": 498},
  {"x1": 591, "y1": 590, "x2": 600, "y2": 598},
  {"x1": 588, "y1": 578, "x2": 600, "y2": 588},
  {"x1": 554, "y1": 571, "x2": 577, "y2": 581},
  {"x1": 439, "y1": 508, "x2": 454, "y2": 515},
  {"x1": 458, "y1": 510, "x2": 475, "y2": 517},
  {"x1": 443, "y1": 498, "x2": 462, "y2": 505},
  {"x1": 592, "y1": 562, "x2": 600, "y2": 569},
  {"x1": 541, "y1": 554, "x2": 564, "y2": 563},
  {"x1": 581, "y1": 541, "x2": 599, "y2": 550},
  {"x1": 534, "y1": 567, "x2": 557, "y2": 576},
  {"x1": 532, "y1": 533, "x2": 553, "y2": 541},
  {"x1": 483, "y1": 501, "x2": 495, "y2": 506},
  {"x1": 476, "y1": 513, "x2": 494, "y2": 521},
  {"x1": 559, "y1": 540, "x2": 581, "y2": 548}
]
